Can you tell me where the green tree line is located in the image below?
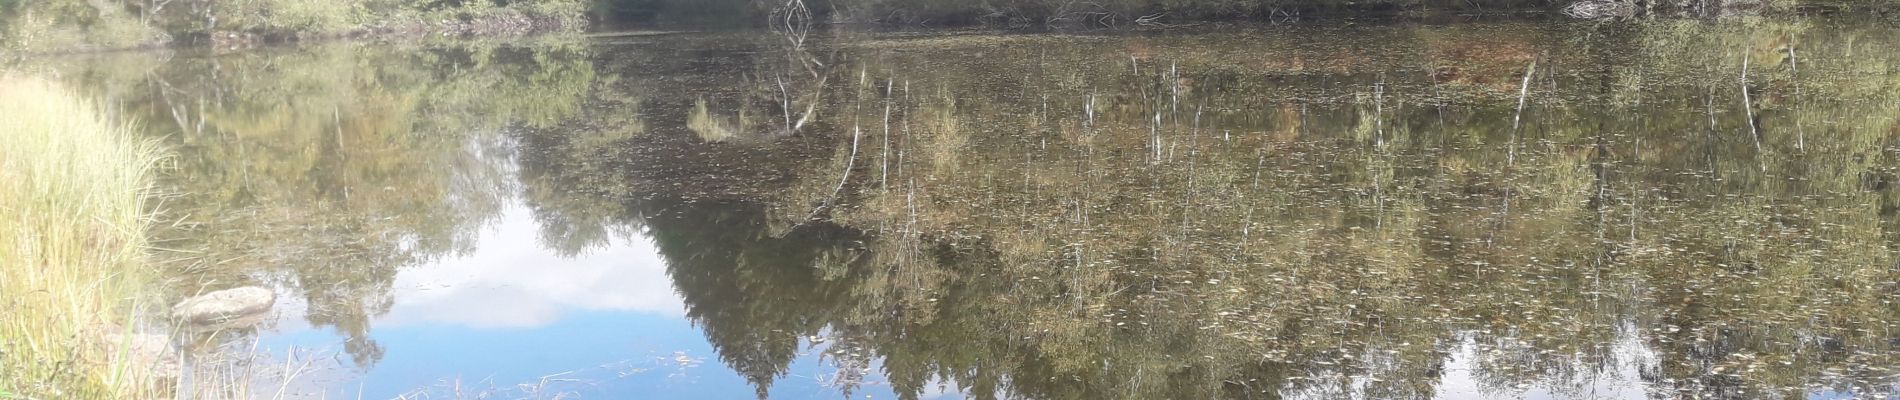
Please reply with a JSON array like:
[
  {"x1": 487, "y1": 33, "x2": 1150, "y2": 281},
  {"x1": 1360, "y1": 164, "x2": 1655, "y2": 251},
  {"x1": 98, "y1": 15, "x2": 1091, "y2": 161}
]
[
  {"x1": 589, "y1": 0, "x2": 1888, "y2": 26},
  {"x1": 8, "y1": 0, "x2": 1898, "y2": 52},
  {"x1": 0, "y1": 0, "x2": 584, "y2": 51}
]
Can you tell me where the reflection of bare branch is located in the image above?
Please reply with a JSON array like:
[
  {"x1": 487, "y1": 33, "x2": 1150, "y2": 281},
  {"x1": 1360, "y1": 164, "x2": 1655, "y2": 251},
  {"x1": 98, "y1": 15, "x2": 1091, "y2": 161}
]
[
  {"x1": 1510, "y1": 58, "x2": 1536, "y2": 166},
  {"x1": 881, "y1": 79, "x2": 892, "y2": 189},
  {"x1": 1135, "y1": 12, "x2": 1169, "y2": 26},
  {"x1": 776, "y1": 0, "x2": 813, "y2": 50},
  {"x1": 1047, "y1": 0, "x2": 1081, "y2": 24},
  {"x1": 766, "y1": 19, "x2": 833, "y2": 137},
  {"x1": 806, "y1": 125, "x2": 862, "y2": 222},
  {"x1": 793, "y1": 100, "x2": 818, "y2": 132},
  {"x1": 1740, "y1": 52, "x2": 1762, "y2": 160},
  {"x1": 150, "y1": 75, "x2": 203, "y2": 136},
  {"x1": 1046, "y1": 1, "x2": 1122, "y2": 27},
  {"x1": 151, "y1": 0, "x2": 175, "y2": 24},
  {"x1": 771, "y1": 72, "x2": 827, "y2": 136},
  {"x1": 776, "y1": 73, "x2": 792, "y2": 132}
]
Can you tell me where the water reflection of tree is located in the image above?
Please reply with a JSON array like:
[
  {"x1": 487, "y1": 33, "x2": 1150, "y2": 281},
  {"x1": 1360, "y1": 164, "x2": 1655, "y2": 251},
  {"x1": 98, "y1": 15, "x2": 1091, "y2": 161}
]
[
  {"x1": 518, "y1": 19, "x2": 1900, "y2": 399},
  {"x1": 52, "y1": 40, "x2": 599, "y2": 369}
]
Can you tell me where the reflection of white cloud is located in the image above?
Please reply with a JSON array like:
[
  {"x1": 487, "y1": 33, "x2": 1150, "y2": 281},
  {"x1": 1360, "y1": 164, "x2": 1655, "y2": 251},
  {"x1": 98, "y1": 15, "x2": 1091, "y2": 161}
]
[
  {"x1": 1432, "y1": 327, "x2": 1655, "y2": 400},
  {"x1": 381, "y1": 205, "x2": 683, "y2": 328},
  {"x1": 919, "y1": 377, "x2": 964, "y2": 400}
]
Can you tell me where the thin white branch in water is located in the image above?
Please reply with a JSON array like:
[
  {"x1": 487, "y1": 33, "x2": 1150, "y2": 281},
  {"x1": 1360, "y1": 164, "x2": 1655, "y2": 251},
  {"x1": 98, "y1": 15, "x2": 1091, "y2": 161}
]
[
  {"x1": 1788, "y1": 38, "x2": 1805, "y2": 152},
  {"x1": 1742, "y1": 52, "x2": 1762, "y2": 157},
  {"x1": 777, "y1": 74, "x2": 793, "y2": 132},
  {"x1": 809, "y1": 126, "x2": 863, "y2": 221},
  {"x1": 1085, "y1": 93, "x2": 1096, "y2": 126},
  {"x1": 1511, "y1": 59, "x2": 1537, "y2": 166},
  {"x1": 1151, "y1": 111, "x2": 1162, "y2": 163},
  {"x1": 1374, "y1": 77, "x2": 1385, "y2": 147},
  {"x1": 794, "y1": 103, "x2": 817, "y2": 132},
  {"x1": 882, "y1": 78, "x2": 892, "y2": 190}
]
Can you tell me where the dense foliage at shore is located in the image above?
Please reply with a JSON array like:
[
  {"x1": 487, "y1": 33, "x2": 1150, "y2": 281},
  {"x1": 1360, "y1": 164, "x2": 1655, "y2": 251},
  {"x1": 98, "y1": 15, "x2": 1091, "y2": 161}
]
[
  {"x1": 598, "y1": 0, "x2": 1879, "y2": 25},
  {"x1": 7, "y1": 0, "x2": 1896, "y2": 51},
  {"x1": 600, "y1": 0, "x2": 1551, "y2": 24},
  {"x1": 0, "y1": 0, "x2": 584, "y2": 51}
]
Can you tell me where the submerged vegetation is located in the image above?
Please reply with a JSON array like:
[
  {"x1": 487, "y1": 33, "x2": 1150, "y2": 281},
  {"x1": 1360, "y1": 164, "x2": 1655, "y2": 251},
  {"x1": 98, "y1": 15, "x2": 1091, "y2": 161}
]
[{"x1": 0, "y1": 75, "x2": 167, "y2": 398}]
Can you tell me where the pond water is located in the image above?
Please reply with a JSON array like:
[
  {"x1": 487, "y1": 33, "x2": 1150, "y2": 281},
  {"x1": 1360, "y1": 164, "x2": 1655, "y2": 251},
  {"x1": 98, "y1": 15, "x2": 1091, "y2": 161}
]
[{"x1": 39, "y1": 16, "x2": 1900, "y2": 399}]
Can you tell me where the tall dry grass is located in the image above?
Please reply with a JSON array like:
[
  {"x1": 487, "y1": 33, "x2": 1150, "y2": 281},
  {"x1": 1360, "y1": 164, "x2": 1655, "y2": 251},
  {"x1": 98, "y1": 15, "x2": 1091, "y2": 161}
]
[{"x1": 0, "y1": 74, "x2": 168, "y2": 398}]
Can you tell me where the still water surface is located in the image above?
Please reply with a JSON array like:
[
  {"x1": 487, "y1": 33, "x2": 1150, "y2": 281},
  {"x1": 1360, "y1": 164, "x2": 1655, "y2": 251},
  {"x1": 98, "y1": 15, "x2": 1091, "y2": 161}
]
[{"x1": 42, "y1": 16, "x2": 1900, "y2": 399}]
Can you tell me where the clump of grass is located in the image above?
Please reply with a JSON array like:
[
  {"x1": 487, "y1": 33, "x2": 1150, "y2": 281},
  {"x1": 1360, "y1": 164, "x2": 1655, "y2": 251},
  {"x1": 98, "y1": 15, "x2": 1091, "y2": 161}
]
[{"x1": 0, "y1": 74, "x2": 168, "y2": 398}]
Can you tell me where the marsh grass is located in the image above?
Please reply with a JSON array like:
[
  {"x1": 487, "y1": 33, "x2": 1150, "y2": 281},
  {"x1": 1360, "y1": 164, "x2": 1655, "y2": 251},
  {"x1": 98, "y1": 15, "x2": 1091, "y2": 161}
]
[{"x1": 0, "y1": 74, "x2": 168, "y2": 398}]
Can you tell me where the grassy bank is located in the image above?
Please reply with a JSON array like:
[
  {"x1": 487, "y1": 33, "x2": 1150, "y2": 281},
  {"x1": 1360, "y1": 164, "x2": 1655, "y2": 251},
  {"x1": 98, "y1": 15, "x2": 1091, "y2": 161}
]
[{"x1": 0, "y1": 75, "x2": 168, "y2": 398}]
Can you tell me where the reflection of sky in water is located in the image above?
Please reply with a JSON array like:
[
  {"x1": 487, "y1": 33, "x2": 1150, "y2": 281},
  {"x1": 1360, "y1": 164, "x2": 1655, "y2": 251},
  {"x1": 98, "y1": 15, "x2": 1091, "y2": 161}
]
[
  {"x1": 250, "y1": 204, "x2": 1883, "y2": 399},
  {"x1": 215, "y1": 89, "x2": 1895, "y2": 400},
  {"x1": 381, "y1": 207, "x2": 683, "y2": 328},
  {"x1": 258, "y1": 204, "x2": 923, "y2": 399},
  {"x1": 1429, "y1": 330, "x2": 1653, "y2": 400},
  {"x1": 217, "y1": 130, "x2": 1890, "y2": 400}
]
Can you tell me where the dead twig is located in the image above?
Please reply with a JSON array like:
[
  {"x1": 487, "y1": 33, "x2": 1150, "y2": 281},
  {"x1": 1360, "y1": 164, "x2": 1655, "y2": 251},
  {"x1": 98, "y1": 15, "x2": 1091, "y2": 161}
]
[{"x1": 1562, "y1": 0, "x2": 1637, "y2": 19}]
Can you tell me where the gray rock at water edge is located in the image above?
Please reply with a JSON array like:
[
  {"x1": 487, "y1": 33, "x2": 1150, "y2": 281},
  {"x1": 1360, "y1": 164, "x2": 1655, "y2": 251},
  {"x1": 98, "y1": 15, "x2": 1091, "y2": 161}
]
[{"x1": 172, "y1": 286, "x2": 275, "y2": 329}]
